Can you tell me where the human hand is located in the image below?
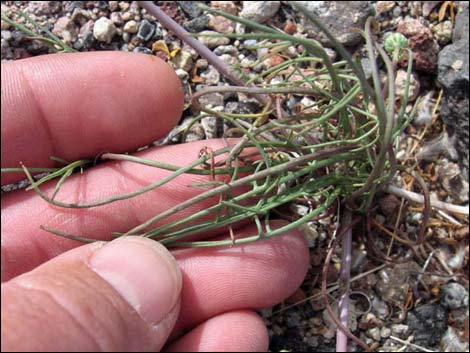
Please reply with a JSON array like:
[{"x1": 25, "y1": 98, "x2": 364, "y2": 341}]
[{"x1": 1, "y1": 52, "x2": 309, "y2": 351}]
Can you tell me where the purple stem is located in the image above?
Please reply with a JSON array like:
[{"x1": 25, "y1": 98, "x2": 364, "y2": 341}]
[
  {"x1": 337, "y1": 210, "x2": 353, "y2": 352},
  {"x1": 137, "y1": 1, "x2": 245, "y2": 86},
  {"x1": 137, "y1": 1, "x2": 272, "y2": 107}
]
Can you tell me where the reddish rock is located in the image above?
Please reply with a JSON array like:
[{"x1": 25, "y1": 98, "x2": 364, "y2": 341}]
[
  {"x1": 284, "y1": 21, "x2": 297, "y2": 35},
  {"x1": 208, "y1": 15, "x2": 234, "y2": 34},
  {"x1": 397, "y1": 18, "x2": 440, "y2": 73},
  {"x1": 264, "y1": 54, "x2": 285, "y2": 68}
]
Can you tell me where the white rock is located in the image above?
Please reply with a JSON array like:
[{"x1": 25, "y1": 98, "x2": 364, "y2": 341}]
[
  {"x1": 367, "y1": 327, "x2": 381, "y2": 341},
  {"x1": 380, "y1": 326, "x2": 391, "y2": 338},
  {"x1": 123, "y1": 20, "x2": 138, "y2": 33},
  {"x1": 240, "y1": 1, "x2": 280, "y2": 24},
  {"x1": 175, "y1": 68, "x2": 188, "y2": 79},
  {"x1": 93, "y1": 17, "x2": 117, "y2": 43},
  {"x1": 197, "y1": 30, "x2": 230, "y2": 48}
]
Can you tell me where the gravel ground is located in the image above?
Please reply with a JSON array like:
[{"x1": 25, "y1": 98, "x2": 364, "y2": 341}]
[{"x1": 1, "y1": 1, "x2": 469, "y2": 352}]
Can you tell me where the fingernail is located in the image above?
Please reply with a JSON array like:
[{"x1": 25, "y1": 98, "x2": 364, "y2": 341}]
[{"x1": 89, "y1": 237, "x2": 181, "y2": 326}]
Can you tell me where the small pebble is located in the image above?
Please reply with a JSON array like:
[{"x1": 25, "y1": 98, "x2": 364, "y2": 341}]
[
  {"x1": 432, "y1": 20, "x2": 453, "y2": 45},
  {"x1": 213, "y1": 45, "x2": 237, "y2": 56},
  {"x1": 197, "y1": 92, "x2": 224, "y2": 108},
  {"x1": 219, "y1": 53, "x2": 238, "y2": 66},
  {"x1": 184, "y1": 16, "x2": 210, "y2": 33},
  {"x1": 108, "y1": 1, "x2": 119, "y2": 12},
  {"x1": 197, "y1": 30, "x2": 230, "y2": 48},
  {"x1": 119, "y1": 1, "x2": 130, "y2": 11},
  {"x1": 195, "y1": 58, "x2": 208, "y2": 69},
  {"x1": 133, "y1": 46, "x2": 153, "y2": 55},
  {"x1": 137, "y1": 19, "x2": 155, "y2": 41},
  {"x1": 178, "y1": 1, "x2": 202, "y2": 19},
  {"x1": 391, "y1": 323, "x2": 410, "y2": 338},
  {"x1": 110, "y1": 12, "x2": 123, "y2": 26},
  {"x1": 367, "y1": 327, "x2": 382, "y2": 341},
  {"x1": 27, "y1": 1, "x2": 62, "y2": 15},
  {"x1": 264, "y1": 54, "x2": 285, "y2": 68},
  {"x1": 174, "y1": 50, "x2": 193, "y2": 72},
  {"x1": 286, "y1": 311, "x2": 302, "y2": 328},
  {"x1": 240, "y1": 1, "x2": 280, "y2": 24},
  {"x1": 395, "y1": 69, "x2": 420, "y2": 102},
  {"x1": 440, "y1": 282, "x2": 469, "y2": 309},
  {"x1": 200, "y1": 66, "x2": 220, "y2": 85},
  {"x1": 175, "y1": 68, "x2": 189, "y2": 79},
  {"x1": 410, "y1": 212, "x2": 423, "y2": 224},
  {"x1": 371, "y1": 296, "x2": 389, "y2": 319},
  {"x1": 208, "y1": 15, "x2": 234, "y2": 34},
  {"x1": 243, "y1": 39, "x2": 258, "y2": 48},
  {"x1": 183, "y1": 122, "x2": 205, "y2": 142},
  {"x1": 201, "y1": 115, "x2": 221, "y2": 139},
  {"x1": 1, "y1": 30, "x2": 12, "y2": 41},
  {"x1": 210, "y1": 1, "x2": 238, "y2": 15},
  {"x1": 380, "y1": 327, "x2": 391, "y2": 339},
  {"x1": 53, "y1": 16, "x2": 77, "y2": 44},
  {"x1": 93, "y1": 17, "x2": 117, "y2": 43},
  {"x1": 376, "y1": 1, "x2": 396, "y2": 15},
  {"x1": 121, "y1": 11, "x2": 133, "y2": 21},
  {"x1": 123, "y1": 20, "x2": 138, "y2": 33},
  {"x1": 284, "y1": 21, "x2": 297, "y2": 34}
]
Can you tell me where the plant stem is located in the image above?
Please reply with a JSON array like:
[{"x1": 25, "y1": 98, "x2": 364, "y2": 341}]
[
  {"x1": 122, "y1": 146, "x2": 357, "y2": 236},
  {"x1": 337, "y1": 209, "x2": 353, "y2": 352},
  {"x1": 136, "y1": 1, "x2": 272, "y2": 108},
  {"x1": 385, "y1": 185, "x2": 469, "y2": 215}
]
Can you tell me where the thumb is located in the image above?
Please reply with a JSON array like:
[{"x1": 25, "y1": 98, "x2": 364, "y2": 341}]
[{"x1": 1, "y1": 237, "x2": 182, "y2": 352}]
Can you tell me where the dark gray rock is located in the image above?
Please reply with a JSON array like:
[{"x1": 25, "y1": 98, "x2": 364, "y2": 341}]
[
  {"x1": 439, "y1": 40, "x2": 469, "y2": 90},
  {"x1": 438, "y1": 1, "x2": 469, "y2": 180},
  {"x1": 406, "y1": 302, "x2": 448, "y2": 347},
  {"x1": 184, "y1": 15, "x2": 209, "y2": 33},
  {"x1": 177, "y1": 1, "x2": 202, "y2": 19},
  {"x1": 137, "y1": 19, "x2": 155, "y2": 42},
  {"x1": 294, "y1": 1, "x2": 374, "y2": 47}
]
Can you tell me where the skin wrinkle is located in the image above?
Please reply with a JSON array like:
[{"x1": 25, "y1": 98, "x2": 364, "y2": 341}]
[
  {"x1": 3, "y1": 284, "x2": 60, "y2": 347},
  {"x1": 13, "y1": 260, "x2": 149, "y2": 351},
  {"x1": 66, "y1": 268, "x2": 134, "y2": 350},
  {"x1": 18, "y1": 66, "x2": 57, "y2": 166},
  {"x1": 167, "y1": 230, "x2": 308, "y2": 337},
  {"x1": 7, "y1": 282, "x2": 101, "y2": 351}
]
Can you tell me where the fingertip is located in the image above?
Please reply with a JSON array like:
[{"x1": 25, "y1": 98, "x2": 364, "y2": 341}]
[
  {"x1": 165, "y1": 310, "x2": 269, "y2": 352},
  {"x1": 1, "y1": 52, "x2": 184, "y2": 184}
]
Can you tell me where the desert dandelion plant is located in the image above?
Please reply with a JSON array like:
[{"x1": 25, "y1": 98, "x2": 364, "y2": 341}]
[{"x1": 3, "y1": 3, "x2": 424, "y2": 250}]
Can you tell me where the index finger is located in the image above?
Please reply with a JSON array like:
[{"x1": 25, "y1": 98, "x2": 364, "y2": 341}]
[{"x1": 1, "y1": 51, "x2": 184, "y2": 185}]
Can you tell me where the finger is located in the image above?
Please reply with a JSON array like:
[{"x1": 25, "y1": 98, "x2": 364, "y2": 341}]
[
  {"x1": 1, "y1": 51, "x2": 184, "y2": 185},
  {"x1": 164, "y1": 310, "x2": 268, "y2": 352},
  {"x1": 1, "y1": 139, "x2": 250, "y2": 281},
  {"x1": 170, "y1": 220, "x2": 309, "y2": 337},
  {"x1": 1, "y1": 237, "x2": 182, "y2": 352}
]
